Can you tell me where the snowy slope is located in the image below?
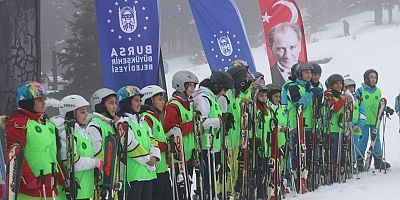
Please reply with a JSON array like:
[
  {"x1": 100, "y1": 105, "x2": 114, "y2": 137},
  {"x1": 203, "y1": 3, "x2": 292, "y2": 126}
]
[{"x1": 164, "y1": 10, "x2": 400, "y2": 199}]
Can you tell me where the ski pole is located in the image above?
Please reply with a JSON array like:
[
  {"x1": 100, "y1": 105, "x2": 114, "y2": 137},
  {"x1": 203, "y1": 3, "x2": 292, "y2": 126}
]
[
  {"x1": 211, "y1": 129, "x2": 218, "y2": 200},
  {"x1": 51, "y1": 163, "x2": 56, "y2": 200},
  {"x1": 381, "y1": 114, "x2": 388, "y2": 174},
  {"x1": 206, "y1": 132, "x2": 213, "y2": 199},
  {"x1": 40, "y1": 170, "x2": 47, "y2": 200}
]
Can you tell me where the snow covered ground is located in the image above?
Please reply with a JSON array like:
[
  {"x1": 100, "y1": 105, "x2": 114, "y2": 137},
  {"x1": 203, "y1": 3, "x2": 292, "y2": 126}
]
[{"x1": 164, "y1": 10, "x2": 400, "y2": 199}]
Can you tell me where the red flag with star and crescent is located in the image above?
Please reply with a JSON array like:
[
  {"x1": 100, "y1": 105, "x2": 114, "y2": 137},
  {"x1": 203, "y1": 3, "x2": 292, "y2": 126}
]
[{"x1": 258, "y1": 0, "x2": 308, "y2": 86}]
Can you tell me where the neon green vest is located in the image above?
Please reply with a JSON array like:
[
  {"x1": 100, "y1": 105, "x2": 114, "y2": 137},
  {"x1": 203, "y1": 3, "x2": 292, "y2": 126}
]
[
  {"x1": 126, "y1": 118, "x2": 157, "y2": 181},
  {"x1": 288, "y1": 85, "x2": 313, "y2": 129},
  {"x1": 256, "y1": 108, "x2": 271, "y2": 157},
  {"x1": 352, "y1": 98, "x2": 362, "y2": 136},
  {"x1": 361, "y1": 87, "x2": 381, "y2": 125},
  {"x1": 329, "y1": 95, "x2": 345, "y2": 133},
  {"x1": 169, "y1": 100, "x2": 195, "y2": 160},
  {"x1": 90, "y1": 117, "x2": 116, "y2": 160},
  {"x1": 270, "y1": 104, "x2": 287, "y2": 148},
  {"x1": 201, "y1": 91, "x2": 222, "y2": 151},
  {"x1": 74, "y1": 129, "x2": 94, "y2": 199},
  {"x1": 142, "y1": 112, "x2": 169, "y2": 174},
  {"x1": 226, "y1": 90, "x2": 241, "y2": 148},
  {"x1": 25, "y1": 120, "x2": 58, "y2": 177}
]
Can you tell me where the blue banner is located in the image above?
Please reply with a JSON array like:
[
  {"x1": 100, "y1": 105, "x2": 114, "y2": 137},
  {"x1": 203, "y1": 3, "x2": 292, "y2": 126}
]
[
  {"x1": 188, "y1": 0, "x2": 255, "y2": 72},
  {"x1": 95, "y1": 0, "x2": 160, "y2": 91}
]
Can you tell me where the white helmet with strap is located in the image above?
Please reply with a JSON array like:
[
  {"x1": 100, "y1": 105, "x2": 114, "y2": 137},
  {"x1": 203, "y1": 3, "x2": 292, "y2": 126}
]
[
  {"x1": 141, "y1": 85, "x2": 166, "y2": 105},
  {"x1": 59, "y1": 95, "x2": 89, "y2": 118}
]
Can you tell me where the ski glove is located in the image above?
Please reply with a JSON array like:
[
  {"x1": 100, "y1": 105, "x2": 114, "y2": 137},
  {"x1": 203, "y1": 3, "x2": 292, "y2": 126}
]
[
  {"x1": 386, "y1": 107, "x2": 394, "y2": 116},
  {"x1": 312, "y1": 87, "x2": 323, "y2": 96},
  {"x1": 223, "y1": 113, "x2": 235, "y2": 131},
  {"x1": 94, "y1": 158, "x2": 104, "y2": 170},
  {"x1": 305, "y1": 82, "x2": 311, "y2": 92},
  {"x1": 353, "y1": 126, "x2": 362, "y2": 133}
]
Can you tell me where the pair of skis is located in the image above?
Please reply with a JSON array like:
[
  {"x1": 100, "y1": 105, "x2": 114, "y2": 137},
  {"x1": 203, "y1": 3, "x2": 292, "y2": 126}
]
[
  {"x1": 295, "y1": 104, "x2": 307, "y2": 194},
  {"x1": 268, "y1": 115, "x2": 281, "y2": 200},
  {"x1": 167, "y1": 126, "x2": 191, "y2": 200},
  {"x1": 64, "y1": 119, "x2": 79, "y2": 200},
  {"x1": 101, "y1": 121, "x2": 129, "y2": 199},
  {"x1": 364, "y1": 98, "x2": 387, "y2": 172}
]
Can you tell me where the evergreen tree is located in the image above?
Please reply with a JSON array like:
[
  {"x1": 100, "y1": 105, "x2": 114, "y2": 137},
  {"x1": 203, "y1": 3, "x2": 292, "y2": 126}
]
[{"x1": 58, "y1": 0, "x2": 101, "y2": 100}]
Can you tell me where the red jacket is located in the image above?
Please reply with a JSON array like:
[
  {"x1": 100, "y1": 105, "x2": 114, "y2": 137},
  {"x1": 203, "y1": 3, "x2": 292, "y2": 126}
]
[
  {"x1": 324, "y1": 90, "x2": 345, "y2": 113},
  {"x1": 144, "y1": 111, "x2": 167, "y2": 153},
  {"x1": 5, "y1": 108, "x2": 63, "y2": 197},
  {"x1": 163, "y1": 93, "x2": 194, "y2": 137},
  {"x1": 257, "y1": 103, "x2": 271, "y2": 116}
]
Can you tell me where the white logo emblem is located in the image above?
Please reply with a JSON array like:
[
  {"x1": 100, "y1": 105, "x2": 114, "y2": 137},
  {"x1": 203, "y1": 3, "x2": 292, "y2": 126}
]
[
  {"x1": 119, "y1": 6, "x2": 137, "y2": 33},
  {"x1": 217, "y1": 35, "x2": 233, "y2": 57}
]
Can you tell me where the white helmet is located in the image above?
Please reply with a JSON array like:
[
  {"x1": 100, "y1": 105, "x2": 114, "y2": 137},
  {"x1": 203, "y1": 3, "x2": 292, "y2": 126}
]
[
  {"x1": 59, "y1": 95, "x2": 89, "y2": 119},
  {"x1": 141, "y1": 85, "x2": 166, "y2": 105},
  {"x1": 172, "y1": 71, "x2": 199, "y2": 93},
  {"x1": 344, "y1": 78, "x2": 356, "y2": 87},
  {"x1": 90, "y1": 88, "x2": 116, "y2": 112}
]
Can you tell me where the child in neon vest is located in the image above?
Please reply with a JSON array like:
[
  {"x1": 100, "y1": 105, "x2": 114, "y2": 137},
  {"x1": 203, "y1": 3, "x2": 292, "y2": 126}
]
[{"x1": 58, "y1": 95, "x2": 103, "y2": 199}]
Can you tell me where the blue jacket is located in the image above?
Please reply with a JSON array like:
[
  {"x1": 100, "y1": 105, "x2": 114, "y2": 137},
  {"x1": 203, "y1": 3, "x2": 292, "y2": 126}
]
[
  {"x1": 353, "y1": 95, "x2": 366, "y2": 129},
  {"x1": 395, "y1": 96, "x2": 399, "y2": 113},
  {"x1": 354, "y1": 83, "x2": 378, "y2": 98}
]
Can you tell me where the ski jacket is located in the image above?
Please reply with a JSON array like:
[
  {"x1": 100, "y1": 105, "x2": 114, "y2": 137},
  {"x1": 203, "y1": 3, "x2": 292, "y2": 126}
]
[
  {"x1": 324, "y1": 90, "x2": 345, "y2": 133},
  {"x1": 225, "y1": 89, "x2": 241, "y2": 148},
  {"x1": 395, "y1": 96, "x2": 399, "y2": 113},
  {"x1": 355, "y1": 84, "x2": 381, "y2": 125},
  {"x1": 287, "y1": 79, "x2": 314, "y2": 130},
  {"x1": 281, "y1": 79, "x2": 295, "y2": 106},
  {"x1": 268, "y1": 101, "x2": 288, "y2": 149},
  {"x1": 352, "y1": 96, "x2": 366, "y2": 136},
  {"x1": 86, "y1": 113, "x2": 143, "y2": 165},
  {"x1": 164, "y1": 92, "x2": 195, "y2": 160},
  {"x1": 122, "y1": 112, "x2": 160, "y2": 181},
  {"x1": 58, "y1": 122, "x2": 96, "y2": 199},
  {"x1": 193, "y1": 86, "x2": 222, "y2": 151},
  {"x1": 143, "y1": 111, "x2": 169, "y2": 173},
  {"x1": 5, "y1": 108, "x2": 63, "y2": 197},
  {"x1": 256, "y1": 103, "x2": 272, "y2": 157}
]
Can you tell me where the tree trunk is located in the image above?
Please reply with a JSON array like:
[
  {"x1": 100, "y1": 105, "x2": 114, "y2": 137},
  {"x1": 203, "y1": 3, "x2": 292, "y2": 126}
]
[
  {"x1": 388, "y1": 1, "x2": 393, "y2": 24},
  {"x1": 375, "y1": 0, "x2": 383, "y2": 25},
  {"x1": 0, "y1": 0, "x2": 40, "y2": 115}
]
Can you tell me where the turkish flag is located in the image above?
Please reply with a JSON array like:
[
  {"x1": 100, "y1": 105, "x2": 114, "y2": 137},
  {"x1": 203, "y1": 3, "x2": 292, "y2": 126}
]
[{"x1": 257, "y1": 0, "x2": 307, "y2": 86}]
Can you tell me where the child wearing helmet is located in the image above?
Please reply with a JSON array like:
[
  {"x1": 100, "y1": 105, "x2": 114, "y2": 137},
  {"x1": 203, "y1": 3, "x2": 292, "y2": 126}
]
[
  {"x1": 324, "y1": 74, "x2": 346, "y2": 176},
  {"x1": 140, "y1": 85, "x2": 172, "y2": 200},
  {"x1": 192, "y1": 71, "x2": 234, "y2": 198},
  {"x1": 58, "y1": 95, "x2": 103, "y2": 199},
  {"x1": 164, "y1": 70, "x2": 199, "y2": 199},
  {"x1": 354, "y1": 69, "x2": 392, "y2": 169},
  {"x1": 253, "y1": 84, "x2": 273, "y2": 198},
  {"x1": 286, "y1": 63, "x2": 318, "y2": 185},
  {"x1": 344, "y1": 78, "x2": 366, "y2": 171},
  {"x1": 86, "y1": 87, "x2": 136, "y2": 198},
  {"x1": 86, "y1": 88, "x2": 119, "y2": 160},
  {"x1": 266, "y1": 84, "x2": 290, "y2": 193},
  {"x1": 5, "y1": 82, "x2": 65, "y2": 199},
  {"x1": 224, "y1": 62, "x2": 255, "y2": 195},
  {"x1": 116, "y1": 86, "x2": 161, "y2": 200}
]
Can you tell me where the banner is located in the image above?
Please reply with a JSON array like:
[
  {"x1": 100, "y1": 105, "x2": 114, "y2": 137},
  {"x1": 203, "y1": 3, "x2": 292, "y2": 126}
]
[
  {"x1": 96, "y1": 0, "x2": 160, "y2": 91},
  {"x1": 257, "y1": 0, "x2": 307, "y2": 86},
  {"x1": 188, "y1": 0, "x2": 255, "y2": 72}
]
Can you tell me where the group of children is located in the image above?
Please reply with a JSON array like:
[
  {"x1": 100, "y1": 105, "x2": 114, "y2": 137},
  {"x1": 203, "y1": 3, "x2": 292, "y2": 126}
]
[{"x1": 1, "y1": 59, "x2": 398, "y2": 200}]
